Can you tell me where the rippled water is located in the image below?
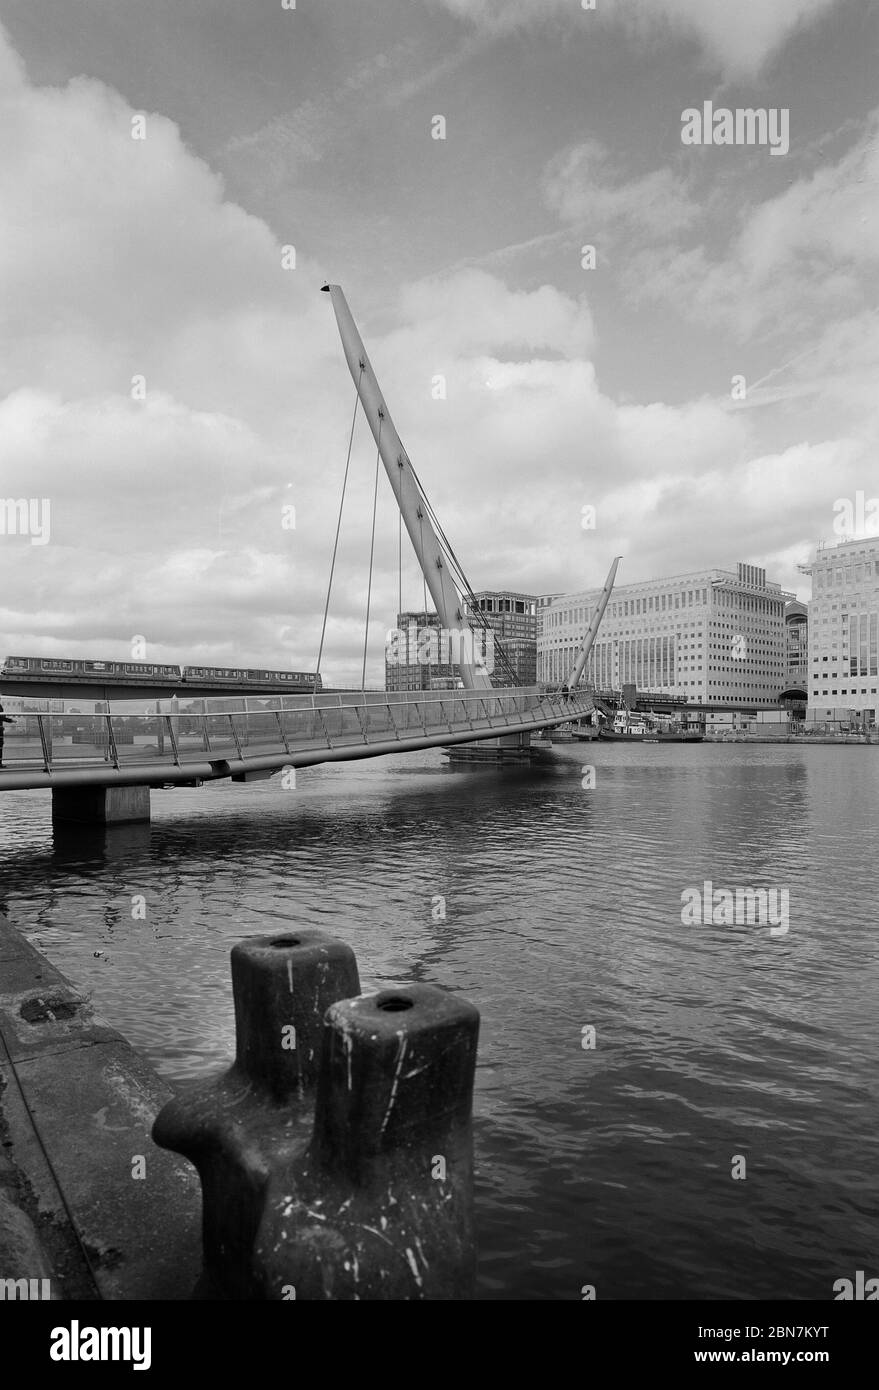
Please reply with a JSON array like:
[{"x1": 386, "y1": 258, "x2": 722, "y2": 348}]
[{"x1": 2, "y1": 742, "x2": 878, "y2": 1300}]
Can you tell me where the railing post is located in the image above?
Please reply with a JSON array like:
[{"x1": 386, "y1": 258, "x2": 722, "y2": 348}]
[
  {"x1": 316, "y1": 706, "x2": 333, "y2": 747},
  {"x1": 37, "y1": 714, "x2": 51, "y2": 772},
  {"x1": 164, "y1": 715, "x2": 181, "y2": 767},
  {"x1": 228, "y1": 713, "x2": 243, "y2": 759},
  {"x1": 274, "y1": 710, "x2": 291, "y2": 755},
  {"x1": 386, "y1": 702, "x2": 402, "y2": 740},
  {"x1": 106, "y1": 714, "x2": 120, "y2": 769}
]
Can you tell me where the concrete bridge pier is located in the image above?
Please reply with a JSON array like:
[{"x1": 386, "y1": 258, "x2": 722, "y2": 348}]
[
  {"x1": 51, "y1": 784, "x2": 151, "y2": 825},
  {"x1": 446, "y1": 730, "x2": 534, "y2": 764}
]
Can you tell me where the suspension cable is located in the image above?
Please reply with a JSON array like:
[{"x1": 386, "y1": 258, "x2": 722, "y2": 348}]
[
  {"x1": 415, "y1": 507, "x2": 431, "y2": 687},
  {"x1": 361, "y1": 415, "x2": 383, "y2": 693},
  {"x1": 316, "y1": 368, "x2": 363, "y2": 680}
]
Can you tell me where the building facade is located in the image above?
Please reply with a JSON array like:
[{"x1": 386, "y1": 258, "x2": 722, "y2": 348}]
[
  {"x1": 384, "y1": 611, "x2": 459, "y2": 692},
  {"x1": 538, "y1": 562, "x2": 791, "y2": 704},
  {"x1": 463, "y1": 590, "x2": 539, "y2": 687},
  {"x1": 803, "y1": 537, "x2": 879, "y2": 723},
  {"x1": 784, "y1": 599, "x2": 809, "y2": 692}
]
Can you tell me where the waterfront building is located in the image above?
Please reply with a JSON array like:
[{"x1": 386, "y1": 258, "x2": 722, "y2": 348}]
[
  {"x1": 463, "y1": 591, "x2": 539, "y2": 687},
  {"x1": 784, "y1": 600, "x2": 809, "y2": 693},
  {"x1": 802, "y1": 536, "x2": 879, "y2": 724},
  {"x1": 538, "y1": 562, "x2": 791, "y2": 704},
  {"x1": 535, "y1": 594, "x2": 559, "y2": 639},
  {"x1": 384, "y1": 610, "x2": 459, "y2": 691}
]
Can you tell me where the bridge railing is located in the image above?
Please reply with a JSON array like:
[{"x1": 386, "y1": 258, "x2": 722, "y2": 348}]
[{"x1": 0, "y1": 687, "x2": 592, "y2": 772}]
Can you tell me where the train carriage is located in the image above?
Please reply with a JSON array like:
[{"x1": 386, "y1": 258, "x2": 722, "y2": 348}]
[
  {"x1": 1, "y1": 656, "x2": 183, "y2": 680},
  {"x1": 182, "y1": 666, "x2": 322, "y2": 691},
  {"x1": 2, "y1": 655, "x2": 321, "y2": 692}
]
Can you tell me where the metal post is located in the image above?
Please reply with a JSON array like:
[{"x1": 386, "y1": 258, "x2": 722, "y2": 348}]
[
  {"x1": 228, "y1": 714, "x2": 243, "y2": 759},
  {"x1": 37, "y1": 714, "x2": 51, "y2": 772},
  {"x1": 323, "y1": 284, "x2": 492, "y2": 693},
  {"x1": 106, "y1": 713, "x2": 119, "y2": 769},
  {"x1": 164, "y1": 715, "x2": 180, "y2": 767},
  {"x1": 274, "y1": 710, "x2": 291, "y2": 755}
]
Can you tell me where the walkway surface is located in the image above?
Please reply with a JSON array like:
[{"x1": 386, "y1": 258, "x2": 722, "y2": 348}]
[
  {"x1": 0, "y1": 686, "x2": 595, "y2": 791},
  {"x1": 0, "y1": 918, "x2": 201, "y2": 1299}
]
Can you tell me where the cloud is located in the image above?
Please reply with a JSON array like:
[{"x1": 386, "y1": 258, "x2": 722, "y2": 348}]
[
  {"x1": 621, "y1": 110, "x2": 879, "y2": 350},
  {"x1": 542, "y1": 139, "x2": 699, "y2": 240},
  {"x1": 0, "y1": 19, "x2": 864, "y2": 685},
  {"x1": 396, "y1": 269, "x2": 595, "y2": 357},
  {"x1": 431, "y1": 0, "x2": 842, "y2": 78}
]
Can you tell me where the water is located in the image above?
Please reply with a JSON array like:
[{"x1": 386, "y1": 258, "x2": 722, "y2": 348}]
[{"x1": 1, "y1": 742, "x2": 877, "y2": 1300}]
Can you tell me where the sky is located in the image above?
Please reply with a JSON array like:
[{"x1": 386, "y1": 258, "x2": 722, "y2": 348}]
[{"x1": 0, "y1": 0, "x2": 877, "y2": 685}]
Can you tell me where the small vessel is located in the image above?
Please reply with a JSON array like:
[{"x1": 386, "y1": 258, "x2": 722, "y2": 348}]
[
  {"x1": 571, "y1": 719, "x2": 598, "y2": 741},
  {"x1": 598, "y1": 711, "x2": 650, "y2": 740},
  {"x1": 647, "y1": 728, "x2": 703, "y2": 743},
  {"x1": 599, "y1": 710, "x2": 703, "y2": 742}
]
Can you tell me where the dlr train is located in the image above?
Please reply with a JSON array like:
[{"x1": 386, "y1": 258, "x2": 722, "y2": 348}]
[{"x1": 1, "y1": 656, "x2": 322, "y2": 691}]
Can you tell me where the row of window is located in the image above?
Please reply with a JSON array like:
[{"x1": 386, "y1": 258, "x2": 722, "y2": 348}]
[{"x1": 814, "y1": 560, "x2": 879, "y2": 588}]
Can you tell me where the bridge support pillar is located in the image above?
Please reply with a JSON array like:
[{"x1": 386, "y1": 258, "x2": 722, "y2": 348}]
[
  {"x1": 51, "y1": 785, "x2": 151, "y2": 825},
  {"x1": 445, "y1": 731, "x2": 533, "y2": 764}
]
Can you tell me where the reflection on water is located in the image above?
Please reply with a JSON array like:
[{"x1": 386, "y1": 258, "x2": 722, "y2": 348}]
[{"x1": 1, "y1": 742, "x2": 878, "y2": 1300}]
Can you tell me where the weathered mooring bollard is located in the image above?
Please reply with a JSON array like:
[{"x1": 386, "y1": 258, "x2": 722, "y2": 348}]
[{"x1": 152, "y1": 930, "x2": 479, "y2": 1300}]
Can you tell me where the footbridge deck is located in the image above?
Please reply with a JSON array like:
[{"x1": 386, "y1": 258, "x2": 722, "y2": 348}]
[{"x1": 0, "y1": 687, "x2": 595, "y2": 792}]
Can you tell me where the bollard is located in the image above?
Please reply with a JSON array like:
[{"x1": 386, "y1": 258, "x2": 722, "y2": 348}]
[
  {"x1": 152, "y1": 929, "x2": 360, "y2": 1298},
  {"x1": 254, "y1": 984, "x2": 479, "y2": 1300},
  {"x1": 153, "y1": 934, "x2": 480, "y2": 1300}
]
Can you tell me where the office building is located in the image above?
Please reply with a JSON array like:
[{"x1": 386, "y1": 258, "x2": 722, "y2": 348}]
[
  {"x1": 384, "y1": 611, "x2": 459, "y2": 692},
  {"x1": 538, "y1": 562, "x2": 791, "y2": 704},
  {"x1": 784, "y1": 600, "x2": 809, "y2": 692},
  {"x1": 463, "y1": 591, "x2": 539, "y2": 687},
  {"x1": 803, "y1": 537, "x2": 879, "y2": 723}
]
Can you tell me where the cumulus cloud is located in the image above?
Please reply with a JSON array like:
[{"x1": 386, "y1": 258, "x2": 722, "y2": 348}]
[
  {"x1": 620, "y1": 110, "x2": 879, "y2": 349},
  {"x1": 0, "y1": 20, "x2": 858, "y2": 685}
]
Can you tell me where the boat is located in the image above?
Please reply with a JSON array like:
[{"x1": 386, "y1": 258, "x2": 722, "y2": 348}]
[
  {"x1": 598, "y1": 711, "x2": 650, "y2": 740},
  {"x1": 572, "y1": 723, "x2": 598, "y2": 741},
  {"x1": 598, "y1": 710, "x2": 702, "y2": 742},
  {"x1": 646, "y1": 728, "x2": 703, "y2": 743}
]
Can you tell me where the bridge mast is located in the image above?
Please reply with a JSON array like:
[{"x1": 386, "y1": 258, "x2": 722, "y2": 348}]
[
  {"x1": 323, "y1": 284, "x2": 493, "y2": 691},
  {"x1": 566, "y1": 556, "x2": 621, "y2": 694}
]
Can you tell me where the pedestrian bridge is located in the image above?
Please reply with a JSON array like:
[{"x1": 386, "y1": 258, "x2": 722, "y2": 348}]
[
  {"x1": 0, "y1": 687, "x2": 595, "y2": 798},
  {"x1": 0, "y1": 284, "x2": 611, "y2": 825}
]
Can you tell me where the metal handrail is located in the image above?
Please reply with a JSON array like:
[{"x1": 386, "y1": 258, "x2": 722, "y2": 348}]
[{"x1": 0, "y1": 689, "x2": 594, "y2": 777}]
